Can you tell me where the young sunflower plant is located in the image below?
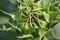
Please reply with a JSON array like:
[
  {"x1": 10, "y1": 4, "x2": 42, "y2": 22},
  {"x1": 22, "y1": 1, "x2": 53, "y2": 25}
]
[
  {"x1": 0, "y1": 0, "x2": 60, "y2": 40},
  {"x1": 13, "y1": 0, "x2": 50, "y2": 39}
]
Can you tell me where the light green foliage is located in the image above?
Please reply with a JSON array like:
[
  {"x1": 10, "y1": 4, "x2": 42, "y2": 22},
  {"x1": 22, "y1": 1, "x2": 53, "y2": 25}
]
[
  {"x1": 0, "y1": 0, "x2": 60, "y2": 40},
  {"x1": 56, "y1": 13, "x2": 60, "y2": 20}
]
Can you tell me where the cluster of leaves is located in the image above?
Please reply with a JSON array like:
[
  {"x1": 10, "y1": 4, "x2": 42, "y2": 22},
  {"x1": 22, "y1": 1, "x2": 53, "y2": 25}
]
[{"x1": 0, "y1": 0, "x2": 60, "y2": 40}]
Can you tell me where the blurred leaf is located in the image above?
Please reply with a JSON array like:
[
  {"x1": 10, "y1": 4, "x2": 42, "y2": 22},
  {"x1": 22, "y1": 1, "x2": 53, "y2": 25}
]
[
  {"x1": 43, "y1": 37, "x2": 48, "y2": 40},
  {"x1": 17, "y1": 34, "x2": 33, "y2": 38},
  {"x1": 0, "y1": 0, "x2": 18, "y2": 13},
  {"x1": 42, "y1": 12, "x2": 50, "y2": 23},
  {"x1": 16, "y1": 0, "x2": 21, "y2": 3},
  {"x1": 9, "y1": 0, "x2": 17, "y2": 4},
  {"x1": 40, "y1": 0, "x2": 50, "y2": 6},
  {"x1": 0, "y1": 9, "x2": 15, "y2": 19},
  {"x1": 24, "y1": 22, "x2": 29, "y2": 30},
  {"x1": 56, "y1": 13, "x2": 60, "y2": 20},
  {"x1": 43, "y1": 36, "x2": 56, "y2": 40},
  {"x1": 0, "y1": 30, "x2": 17, "y2": 40},
  {"x1": 4, "y1": 3, "x2": 18, "y2": 13},
  {"x1": 52, "y1": 22, "x2": 60, "y2": 39},
  {"x1": 23, "y1": 0, "x2": 29, "y2": 5},
  {"x1": 0, "y1": 16, "x2": 10, "y2": 24},
  {"x1": 34, "y1": 37, "x2": 40, "y2": 40},
  {"x1": 34, "y1": 22, "x2": 39, "y2": 29},
  {"x1": 39, "y1": 20, "x2": 47, "y2": 28}
]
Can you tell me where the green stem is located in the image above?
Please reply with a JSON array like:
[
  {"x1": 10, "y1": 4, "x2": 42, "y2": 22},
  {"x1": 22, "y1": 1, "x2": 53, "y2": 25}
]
[{"x1": 8, "y1": 21, "x2": 21, "y2": 32}]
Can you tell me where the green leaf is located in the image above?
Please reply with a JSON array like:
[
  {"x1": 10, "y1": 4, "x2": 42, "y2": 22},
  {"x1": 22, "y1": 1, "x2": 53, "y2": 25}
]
[
  {"x1": 0, "y1": 30, "x2": 17, "y2": 40},
  {"x1": 52, "y1": 22, "x2": 60, "y2": 39},
  {"x1": 40, "y1": 0, "x2": 50, "y2": 6},
  {"x1": 39, "y1": 20, "x2": 47, "y2": 28},
  {"x1": 34, "y1": 37, "x2": 40, "y2": 40},
  {"x1": 0, "y1": 0, "x2": 18, "y2": 13},
  {"x1": 9, "y1": 0, "x2": 17, "y2": 4},
  {"x1": 23, "y1": 0, "x2": 29, "y2": 5},
  {"x1": 56, "y1": 13, "x2": 60, "y2": 20},
  {"x1": 43, "y1": 36, "x2": 56, "y2": 40},
  {"x1": 16, "y1": 0, "x2": 21, "y2": 3},
  {"x1": 25, "y1": 22, "x2": 29, "y2": 30},
  {"x1": 0, "y1": 16, "x2": 9, "y2": 24},
  {"x1": 34, "y1": 22, "x2": 39, "y2": 29},
  {"x1": 17, "y1": 34, "x2": 33, "y2": 38},
  {"x1": 43, "y1": 37, "x2": 48, "y2": 40},
  {"x1": 42, "y1": 12, "x2": 50, "y2": 23},
  {"x1": 0, "y1": 9, "x2": 15, "y2": 19}
]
